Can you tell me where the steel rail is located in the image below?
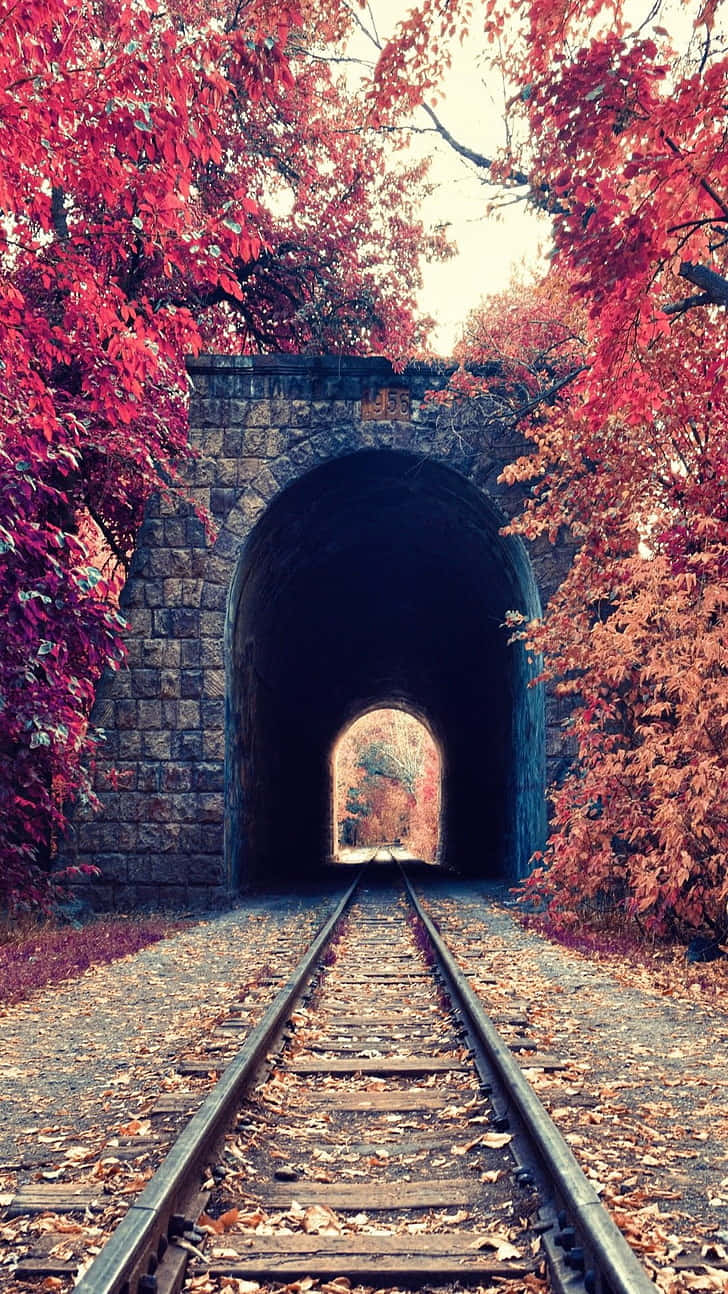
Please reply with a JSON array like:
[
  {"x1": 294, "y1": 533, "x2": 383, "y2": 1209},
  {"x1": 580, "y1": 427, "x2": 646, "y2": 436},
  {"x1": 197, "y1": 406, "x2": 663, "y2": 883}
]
[
  {"x1": 401, "y1": 870, "x2": 658, "y2": 1294},
  {"x1": 74, "y1": 874, "x2": 361, "y2": 1294}
]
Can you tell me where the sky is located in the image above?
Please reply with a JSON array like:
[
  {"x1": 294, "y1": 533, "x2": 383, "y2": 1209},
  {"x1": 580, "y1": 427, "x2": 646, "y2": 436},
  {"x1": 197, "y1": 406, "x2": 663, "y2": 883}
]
[{"x1": 346, "y1": 1, "x2": 551, "y2": 355}]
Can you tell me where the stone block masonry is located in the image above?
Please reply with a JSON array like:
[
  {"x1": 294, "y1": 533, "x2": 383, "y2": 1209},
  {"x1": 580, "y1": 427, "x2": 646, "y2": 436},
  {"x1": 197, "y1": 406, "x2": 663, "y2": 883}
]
[{"x1": 65, "y1": 355, "x2": 574, "y2": 909}]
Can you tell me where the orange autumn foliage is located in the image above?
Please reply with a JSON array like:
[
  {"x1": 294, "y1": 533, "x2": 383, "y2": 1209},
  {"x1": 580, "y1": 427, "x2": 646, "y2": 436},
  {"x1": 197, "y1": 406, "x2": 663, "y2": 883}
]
[{"x1": 368, "y1": 0, "x2": 728, "y2": 937}]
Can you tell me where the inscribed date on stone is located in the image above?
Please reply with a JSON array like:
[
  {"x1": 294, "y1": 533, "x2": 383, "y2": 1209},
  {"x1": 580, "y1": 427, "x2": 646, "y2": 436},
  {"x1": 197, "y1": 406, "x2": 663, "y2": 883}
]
[{"x1": 361, "y1": 387, "x2": 411, "y2": 421}]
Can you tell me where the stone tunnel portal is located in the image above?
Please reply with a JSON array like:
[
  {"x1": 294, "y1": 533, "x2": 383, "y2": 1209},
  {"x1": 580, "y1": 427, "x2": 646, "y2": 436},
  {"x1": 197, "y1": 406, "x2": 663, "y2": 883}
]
[{"x1": 226, "y1": 449, "x2": 545, "y2": 888}]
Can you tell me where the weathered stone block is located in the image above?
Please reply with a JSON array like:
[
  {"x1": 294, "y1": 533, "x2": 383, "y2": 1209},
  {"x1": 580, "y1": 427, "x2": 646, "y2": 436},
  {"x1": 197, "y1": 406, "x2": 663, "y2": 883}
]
[
  {"x1": 95, "y1": 763, "x2": 136, "y2": 792},
  {"x1": 290, "y1": 400, "x2": 312, "y2": 429},
  {"x1": 131, "y1": 669, "x2": 160, "y2": 699},
  {"x1": 161, "y1": 764, "x2": 192, "y2": 792},
  {"x1": 160, "y1": 669, "x2": 180, "y2": 698},
  {"x1": 239, "y1": 490, "x2": 266, "y2": 527},
  {"x1": 209, "y1": 526, "x2": 240, "y2": 560},
  {"x1": 203, "y1": 554, "x2": 232, "y2": 587},
  {"x1": 177, "y1": 700, "x2": 201, "y2": 729},
  {"x1": 192, "y1": 762, "x2": 224, "y2": 792},
  {"x1": 127, "y1": 609, "x2": 153, "y2": 636},
  {"x1": 187, "y1": 856, "x2": 225, "y2": 884},
  {"x1": 192, "y1": 427, "x2": 223, "y2": 456},
  {"x1": 117, "y1": 729, "x2": 142, "y2": 759},
  {"x1": 253, "y1": 467, "x2": 278, "y2": 501},
  {"x1": 181, "y1": 669, "x2": 203, "y2": 699},
  {"x1": 178, "y1": 824, "x2": 203, "y2": 851},
  {"x1": 201, "y1": 582, "x2": 227, "y2": 611},
  {"x1": 153, "y1": 549, "x2": 193, "y2": 580},
  {"x1": 163, "y1": 517, "x2": 188, "y2": 547},
  {"x1": 137, "y1": 763, "x2": 161, "y2": 792},
  {"x1": 136, "y1": 824, "x2": 180, "y2": 853},
  {"x1": 79, "y1": 820, "x2": 137, "y2": 852},
  {"x1": 269, "y1": 455, "x2": 299, "y2": 488},
  {"x1": 197, "y1": 792, "x2": 223, "y2": 822},
  {"x1": 216, "y1": 459, "x2": 238, "y2": 487},
  {"x1": 141, "y1": 730, "x2": 172, "y2": 759},
  {"x1": 222, "y1": 430, "x2": 245, "y2": 456},
  {"x1": 138, "y1": 700, "x2": 162, "y2": 729},
  {"x1": 202, "y1": 728, "x2": 225, "y2": 759},
  {"x1": 95, "y1": 854, "x2": 129, "y2": 882},
  {"x1": 115, "y1": 700, "x2": 138, "y2": 730},
  {"x1": 158, "y1": 884, "x2": 190, "y2": 909},
  {"x1": 144, "y1": 580, "x2": 166, "y2": 608},
  {"x1": 108, "y1": 671, "x2": 132, "y2": 699},
  {"x1": 161, "y1": 698, "x2": 178, "y2": 728},
  {"x1": 243, "y1": 398, "x2": 271, "y2": 427},
  {"x1": 138, "y1": 518, "x2": 165, "y2": 546},
  {"x1": 202, "y1": 670, "x2": 224, "y2": 699},
  {"x1": 186, "y1": 516, "x2": 208, "y2": 548},
  {"x1": 119, "y1": 580, "x2": 145, "y2": 608},
  {"x1": 171, "y1": 729, "x2": 203, "y2": 760},
  {"x1": 153, "y1": 608, "x2": 199, "y2": 638},
  {"x1": 180, "y1": 639, "x2": 201, "y2": 667},
  {"x1": 238, "y1": 457, "x2": 264, "y2": 485},
  {"x1": 162, "y1": 577, "x2": 202, "y2": 608},
  {"x1": 200, "y1": 698, "x2": 224, "y2": 728},
  {"x1": 199, "y1": 611, "x2": 225, "y2": 639},
  {"x1": 242, "y1": 426, "x2": 267, "y2": 454},
  {"x1": 269, "y1": 397, "x2": 291, "y2": 426},
  {"x1": 187, "y1": 549, "x2": 213, "y2": 580},
  {"x1": 200, "y1": 639, "x2": 224, "y2": 669}
]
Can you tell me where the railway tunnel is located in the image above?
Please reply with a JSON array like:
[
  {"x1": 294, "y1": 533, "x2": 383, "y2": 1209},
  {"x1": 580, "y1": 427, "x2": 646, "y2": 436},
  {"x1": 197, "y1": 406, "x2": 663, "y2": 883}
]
[{"x1": 226, "y1": 449, "x2": 545, "y2": 887}]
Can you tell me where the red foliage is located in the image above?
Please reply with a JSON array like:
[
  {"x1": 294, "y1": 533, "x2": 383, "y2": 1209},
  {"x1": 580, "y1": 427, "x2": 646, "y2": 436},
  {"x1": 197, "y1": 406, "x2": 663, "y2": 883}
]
[
  {"x1": 370, "y1": 1, "x2": 728, "y2": 935},
  {"x1": 0, "y1": 0, "x2": 439, "y2": 908}
]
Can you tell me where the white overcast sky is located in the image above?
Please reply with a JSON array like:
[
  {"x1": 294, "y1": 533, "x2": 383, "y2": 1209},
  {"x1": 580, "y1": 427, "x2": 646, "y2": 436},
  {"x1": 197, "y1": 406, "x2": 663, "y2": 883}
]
[{"x1": 346, "y1": 1, "x2": 551, "y2": 355}]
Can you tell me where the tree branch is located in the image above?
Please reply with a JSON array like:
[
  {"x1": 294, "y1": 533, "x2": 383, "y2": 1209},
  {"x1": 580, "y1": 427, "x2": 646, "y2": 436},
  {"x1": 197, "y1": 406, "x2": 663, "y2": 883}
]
[
  {"x1": 663, "y1": 291, "x2": 713, "y2": 316},
  {"x1": 515, "y1": 364, "x2": 589, "y2": 420},
  {"x1": 678, "y1": 260, "x2": 728, "y2": 305},
  {"x1": 419, "y1": 102, "x2": 530, "y2": 187}
]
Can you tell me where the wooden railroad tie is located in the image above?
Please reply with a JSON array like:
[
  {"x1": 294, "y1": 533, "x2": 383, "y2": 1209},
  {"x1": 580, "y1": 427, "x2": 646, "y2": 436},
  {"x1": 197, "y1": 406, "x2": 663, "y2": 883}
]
[{"x1": 203, "y1": 1232, "x2": 536, "y2": 1281}]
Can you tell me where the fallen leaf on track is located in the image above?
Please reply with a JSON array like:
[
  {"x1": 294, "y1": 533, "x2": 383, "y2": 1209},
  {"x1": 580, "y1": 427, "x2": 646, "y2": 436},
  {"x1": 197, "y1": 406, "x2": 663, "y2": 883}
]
[
  {"x1": 301, "y1": 1204, "x2": 341, "y2": 1234},
  {"x1": 480, "y1": 1131, "x2": 513, "y2": 1148}
]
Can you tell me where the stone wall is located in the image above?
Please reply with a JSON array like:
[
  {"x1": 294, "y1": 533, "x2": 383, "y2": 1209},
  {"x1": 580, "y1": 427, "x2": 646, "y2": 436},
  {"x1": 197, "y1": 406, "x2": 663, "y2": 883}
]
[{"x1": 66, "y1": 355, "x2": 573, "y2": 908}]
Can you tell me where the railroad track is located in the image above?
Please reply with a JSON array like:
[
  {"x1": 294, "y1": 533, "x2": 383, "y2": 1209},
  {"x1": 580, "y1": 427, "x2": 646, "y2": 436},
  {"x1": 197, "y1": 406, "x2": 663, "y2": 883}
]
[{"x1": 11, "y1": 862, "x2": 658, "y2": 1294}]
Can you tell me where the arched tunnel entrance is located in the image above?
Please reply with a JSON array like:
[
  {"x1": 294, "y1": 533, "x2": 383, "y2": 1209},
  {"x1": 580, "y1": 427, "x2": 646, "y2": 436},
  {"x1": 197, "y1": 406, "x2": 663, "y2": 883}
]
[{"x1": 226, "y1": 450, "x2": 545, "y2": 887}]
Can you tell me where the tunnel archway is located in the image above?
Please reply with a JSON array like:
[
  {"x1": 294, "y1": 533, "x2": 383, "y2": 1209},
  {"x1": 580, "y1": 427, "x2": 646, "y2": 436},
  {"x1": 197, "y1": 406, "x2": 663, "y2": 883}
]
[
  {"x1": 225, "y1": 448, "x2": 545, "y2": 889},
  {"x1": 332, "y1": 705, "x2": 443, "y2": 861}
]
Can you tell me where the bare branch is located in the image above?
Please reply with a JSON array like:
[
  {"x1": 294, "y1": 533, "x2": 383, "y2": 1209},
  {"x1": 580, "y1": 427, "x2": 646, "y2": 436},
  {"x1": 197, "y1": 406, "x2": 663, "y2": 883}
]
[{"x1": 419, "y1": 102, "x2": 530, "y2": 187}]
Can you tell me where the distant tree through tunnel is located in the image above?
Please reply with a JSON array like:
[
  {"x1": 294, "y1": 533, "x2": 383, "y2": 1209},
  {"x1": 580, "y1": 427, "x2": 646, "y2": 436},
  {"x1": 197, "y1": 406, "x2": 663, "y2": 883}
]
[
  {"x1": 226, "y1": 449, "x2": 546, "y2": 888},
  {"x1": 333, "y1": 708, "x2": 442, "y2": 860}
]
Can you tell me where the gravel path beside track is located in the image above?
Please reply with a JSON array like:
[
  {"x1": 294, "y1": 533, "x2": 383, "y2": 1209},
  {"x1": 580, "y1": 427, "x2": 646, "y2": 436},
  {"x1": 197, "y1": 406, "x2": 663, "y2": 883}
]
[
  {"x1": 419, "y1": 878, "x2": 728, "y2": 1289},
  {"x1": 0, "y1": 891, "x2": 339, "y2": 1169}
]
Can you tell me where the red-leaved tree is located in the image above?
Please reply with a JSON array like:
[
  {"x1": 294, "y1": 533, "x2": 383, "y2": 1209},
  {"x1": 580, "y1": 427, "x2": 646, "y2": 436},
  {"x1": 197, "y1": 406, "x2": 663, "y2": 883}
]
[{"x1": 0, "y1": 0, "x2": 441, "y2": 909}]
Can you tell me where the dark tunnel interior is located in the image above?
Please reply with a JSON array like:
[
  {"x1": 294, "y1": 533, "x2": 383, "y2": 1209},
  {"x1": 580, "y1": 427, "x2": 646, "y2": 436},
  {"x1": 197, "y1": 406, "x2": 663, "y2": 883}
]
[{"x1": 225, "y1": 450, "x2": 545, "y2": 887}]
